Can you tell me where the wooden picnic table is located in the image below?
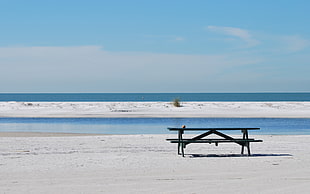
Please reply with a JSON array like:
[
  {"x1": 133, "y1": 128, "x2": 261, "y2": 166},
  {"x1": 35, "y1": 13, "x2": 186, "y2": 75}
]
[{"x1": 167, "y1": 127, "x2": 263, "y2": 157}]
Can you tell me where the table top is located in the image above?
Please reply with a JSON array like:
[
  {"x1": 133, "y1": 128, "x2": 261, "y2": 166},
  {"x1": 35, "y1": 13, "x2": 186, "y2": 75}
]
[{"x1": 168, "y1": 127, "x2": 260, "y2": 131}]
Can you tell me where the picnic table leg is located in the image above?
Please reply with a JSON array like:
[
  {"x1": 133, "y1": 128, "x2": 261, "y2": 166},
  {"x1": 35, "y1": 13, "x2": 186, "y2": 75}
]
[
  {"x1": 177, "y1": 131, "x2": 180, "y2": 155},
  {"x1": 241, "y1": 143, "x2": 251, "y2": 155},
  {"x1": 241, "y1": 130, "x2": 246, "y2": 154},
  {"x1": 247, "y1": 142, "x2": 251, "y2": 156},
  {"x1": 245, "y1": 131, "x2": 251, "y2": 156},
  {"x1": 177, "y1": 130, "x2": 184, "y2": 155},
  {"x1": 181, "y1": 142, "x2": 185, "y2": 157},
  {"x1": 241, "y1": 130, "x2": 251, "y2": 156},
  {"x1": 241, "y1": 130, "x2": 251, "y2": 155}
]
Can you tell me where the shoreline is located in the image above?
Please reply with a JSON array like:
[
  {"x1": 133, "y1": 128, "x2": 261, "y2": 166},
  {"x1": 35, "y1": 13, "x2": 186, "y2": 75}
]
[{"x1": 0, "y1": 101, "x2": 310, "y2": 118}]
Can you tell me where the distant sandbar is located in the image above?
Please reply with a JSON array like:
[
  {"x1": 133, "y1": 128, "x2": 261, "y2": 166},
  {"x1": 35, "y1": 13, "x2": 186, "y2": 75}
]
[{"x1": 0, "y1": 101, "x2": 309, "y2": 118}]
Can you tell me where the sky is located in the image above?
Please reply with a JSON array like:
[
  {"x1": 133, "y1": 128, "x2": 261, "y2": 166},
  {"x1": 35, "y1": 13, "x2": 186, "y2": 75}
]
[{"x1": 0, "y1": 0, "x2": 310, "y2": 93}]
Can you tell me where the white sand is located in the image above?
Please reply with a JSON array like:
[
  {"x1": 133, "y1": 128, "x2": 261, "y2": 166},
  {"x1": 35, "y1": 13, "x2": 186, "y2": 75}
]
[
  {"x1": 0, "y1": 134, "x2": 310, "y2": 194},
  {"x1": 0, "y1": 101, "x2": 310, "y2": 118},
  {"x1": 1, "y1": 102, "x2": 309, "y2": 193}
]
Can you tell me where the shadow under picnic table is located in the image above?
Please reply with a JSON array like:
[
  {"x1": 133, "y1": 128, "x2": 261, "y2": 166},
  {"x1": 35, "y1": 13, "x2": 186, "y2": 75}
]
[{"x1": 189, "y1": 153, "x2": 292, "y2": 158}]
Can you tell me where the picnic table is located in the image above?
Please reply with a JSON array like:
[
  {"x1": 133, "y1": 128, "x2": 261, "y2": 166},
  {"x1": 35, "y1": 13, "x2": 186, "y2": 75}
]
[{"x1": 167, "y1": 127, "x2": 262, "y2": 157}]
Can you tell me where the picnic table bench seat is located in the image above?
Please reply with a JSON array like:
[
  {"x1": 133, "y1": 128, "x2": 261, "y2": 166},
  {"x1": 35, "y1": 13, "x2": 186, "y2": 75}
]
[{"x1": 166, "y1": 138, "x2": 262, "y2": 143}]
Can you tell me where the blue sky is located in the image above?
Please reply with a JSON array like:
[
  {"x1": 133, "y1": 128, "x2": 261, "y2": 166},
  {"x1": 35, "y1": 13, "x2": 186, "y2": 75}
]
[{"x1": 1, "y1": 0, "x2": 309, "y2": 92}]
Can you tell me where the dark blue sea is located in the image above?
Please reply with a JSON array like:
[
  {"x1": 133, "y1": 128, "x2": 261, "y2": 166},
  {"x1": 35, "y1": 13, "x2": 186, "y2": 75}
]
[
  {"x1": 0, "y1": 93, "x2": 309, "y2": 135},
  {"x1": 0, "y1": 93, "x2": 310, "y2": 102}
]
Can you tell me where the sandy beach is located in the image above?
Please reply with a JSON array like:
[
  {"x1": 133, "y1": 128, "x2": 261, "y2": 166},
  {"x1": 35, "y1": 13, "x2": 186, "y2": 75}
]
[
  {"x1": 0, "y1": 133, "x2": 309, "y2": 193},
  {"x1": 1, "y1": 101, "x2": 310, "y2": 118},
  {"x1": 1, "y1": 102, "x2": 310, "y2": 193}
]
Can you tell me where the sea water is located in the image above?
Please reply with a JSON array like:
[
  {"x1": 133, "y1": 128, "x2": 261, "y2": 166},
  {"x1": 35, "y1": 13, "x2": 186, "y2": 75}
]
[
  {"x1": 0, "y1": 93, "x2": 310, "y2": 102},
  {"x1": 0, "y1": 118, "x2": 310, "y2": 135}
]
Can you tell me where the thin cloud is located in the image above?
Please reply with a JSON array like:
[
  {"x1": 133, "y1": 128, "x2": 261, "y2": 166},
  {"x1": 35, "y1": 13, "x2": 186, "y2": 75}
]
[
  {"x1": 174, "y1": 36, "x2": 185, "y2": 41},
  {"x1": 0, "y1": 46, "x2": 261, "y2": 92},
  {"x1": 281, "y1": 35, "x2": 309, "y2": 52},
  {"x1": 207, "y1": 25, "x2": 260, "y2": 48},
  {"x1": 144, "y1": 34, "x2": 185, "y2": 42}
]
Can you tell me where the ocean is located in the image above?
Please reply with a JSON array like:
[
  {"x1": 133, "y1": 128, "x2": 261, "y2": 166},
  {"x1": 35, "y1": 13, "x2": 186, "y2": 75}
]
[{"x1": 0, "y1": 92, "x2": 310, "y2": 102}]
